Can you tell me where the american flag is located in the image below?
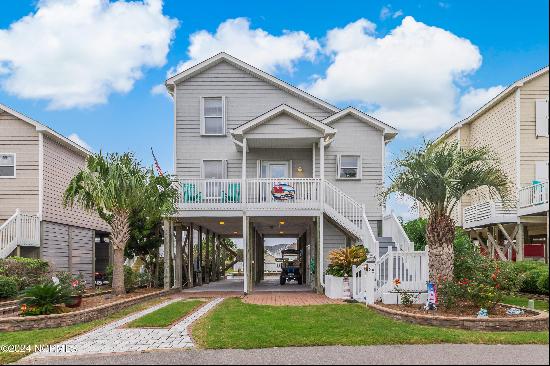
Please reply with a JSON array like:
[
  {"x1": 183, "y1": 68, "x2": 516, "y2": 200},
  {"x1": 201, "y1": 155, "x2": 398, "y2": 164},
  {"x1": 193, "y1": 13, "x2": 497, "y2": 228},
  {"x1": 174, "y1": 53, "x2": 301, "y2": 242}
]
[{"x1": 151, "y1": 148, "x2": 164, "y2": 176}]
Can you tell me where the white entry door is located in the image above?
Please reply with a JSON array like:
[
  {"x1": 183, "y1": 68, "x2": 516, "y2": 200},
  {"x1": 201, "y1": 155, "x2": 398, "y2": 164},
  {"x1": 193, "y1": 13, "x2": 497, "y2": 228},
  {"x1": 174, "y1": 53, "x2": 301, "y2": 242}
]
[{"x1": 260, "y1": 161, "x2": 290, "y2": 178}]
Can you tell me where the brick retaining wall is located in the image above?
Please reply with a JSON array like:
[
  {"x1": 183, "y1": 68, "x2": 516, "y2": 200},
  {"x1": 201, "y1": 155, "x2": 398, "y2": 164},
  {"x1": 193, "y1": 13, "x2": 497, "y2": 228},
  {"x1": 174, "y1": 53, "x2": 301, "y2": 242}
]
[
  {"x1": 368, "y1": 303, "x2": 549, "y2": 331},
  {"x1": 0, "y1": 289, "x2": 178, "y2": 332}
]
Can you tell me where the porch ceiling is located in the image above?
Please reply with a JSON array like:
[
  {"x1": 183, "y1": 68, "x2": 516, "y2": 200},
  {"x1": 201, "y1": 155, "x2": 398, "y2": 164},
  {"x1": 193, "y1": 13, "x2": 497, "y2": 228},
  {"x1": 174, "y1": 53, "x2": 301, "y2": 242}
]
[{"x1": 175, "y1": 216, "x2": 313, "y2": 238}]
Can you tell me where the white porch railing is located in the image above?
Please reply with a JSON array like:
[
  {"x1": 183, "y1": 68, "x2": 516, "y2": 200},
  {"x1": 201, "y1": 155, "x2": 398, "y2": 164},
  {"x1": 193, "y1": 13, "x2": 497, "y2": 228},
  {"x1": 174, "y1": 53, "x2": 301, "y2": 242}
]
[
  {"x1": 383, "y1": 213, "x2": 414, "y2": 252},
  {"x1": 0, "y1": 210, "x2": 41, "y2": 259},
  {"x1": 518, "y1": 181, "x2": 548, "y2": 210},
  {"x1": 176, "y1": 178, "x2": 243, "y2": 210},
  {"x1": 463, "y1": 200, "x2": 517, "y2": 228},
  {"x1": 246, "y1": 178, "x2": 321, "y2": 210},
  {"x1": 352, "y1": 249, "x2": 428, "y2": 303}
]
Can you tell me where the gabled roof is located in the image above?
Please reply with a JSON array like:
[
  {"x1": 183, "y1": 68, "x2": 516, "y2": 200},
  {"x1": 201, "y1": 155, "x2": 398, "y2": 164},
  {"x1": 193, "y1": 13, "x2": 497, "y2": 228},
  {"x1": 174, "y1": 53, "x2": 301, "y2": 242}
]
[
  {"x1": 231, "y1": 104, "x2": 337, "y2": 137},
  {"x1": 439, "y1": 65, "x2": 549, "y2": 141},
  {"x1": 165, "y1": 52, "x2": 340, "y2": 114},
  {"x1": 322, "y1": 107, "x2": 398, "y2": 140},
  {"x1": 0, "y1": 103, "x2": 90, "y2": 156}
]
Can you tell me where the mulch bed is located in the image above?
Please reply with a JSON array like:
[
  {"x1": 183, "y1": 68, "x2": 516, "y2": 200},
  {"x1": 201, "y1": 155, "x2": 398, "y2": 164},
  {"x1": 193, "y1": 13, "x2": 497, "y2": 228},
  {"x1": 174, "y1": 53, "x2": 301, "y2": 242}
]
[
  {"x1": 62, "y1": 288, "x2": 159, "y2": 313},
  {"x1": 380, "y1": 302, "x2": 535, "y2": 318}
]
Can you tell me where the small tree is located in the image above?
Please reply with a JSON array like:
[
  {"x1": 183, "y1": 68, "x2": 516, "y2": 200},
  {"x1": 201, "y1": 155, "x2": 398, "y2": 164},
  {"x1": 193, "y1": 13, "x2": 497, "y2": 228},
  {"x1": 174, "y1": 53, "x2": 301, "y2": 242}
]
[
  {"x1": 63, "y1": 153, "x2": 176, "y2": 295},
  {"x1": 382, "y1": 141, "x2": 510, "y2": 283}
]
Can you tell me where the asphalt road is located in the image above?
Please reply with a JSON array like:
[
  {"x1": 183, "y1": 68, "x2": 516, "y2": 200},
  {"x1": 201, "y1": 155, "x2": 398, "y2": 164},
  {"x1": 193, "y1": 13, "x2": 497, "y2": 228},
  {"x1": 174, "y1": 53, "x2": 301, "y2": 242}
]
[{"x1": 17, "y1": 344, "x2": 550, "y2": 365}]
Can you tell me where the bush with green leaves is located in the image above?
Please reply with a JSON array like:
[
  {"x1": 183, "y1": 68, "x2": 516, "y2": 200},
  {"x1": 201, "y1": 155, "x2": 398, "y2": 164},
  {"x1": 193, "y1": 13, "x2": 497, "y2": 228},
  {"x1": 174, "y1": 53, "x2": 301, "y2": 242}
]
[
  {"x1": 19, "y1": 283, "x2": 71, "y2": 315},
  {"x1": 510, "y1": 261, "x2": 548, "y2": 295},
  {"x1": 438, "y1": 239, "x2": 522, "y2": 310},
  {"x1": 537, "y1": 271, "x2": 549, "y2": 295},
  {"x1": 0, "y1": 257, "x2": 50, "y2": 291},
  {"x1": 135, "y1": 271, "x2": 152, "y2": 288},
  {"x1": 325, "y1": 246, "x2": 367, "y2": 277},
  {"x1": 0, "y1": 275, "x2": 18, "y2": 299},
  {"x1": 402, "y1": 218, "x2": 428, "y2": 251},
  {"x1": 106, "y1": 265, "x2": 136, "y2": 292},
  {"x1": 55, "y1": 272, "x2": 86, "y2": 296}
]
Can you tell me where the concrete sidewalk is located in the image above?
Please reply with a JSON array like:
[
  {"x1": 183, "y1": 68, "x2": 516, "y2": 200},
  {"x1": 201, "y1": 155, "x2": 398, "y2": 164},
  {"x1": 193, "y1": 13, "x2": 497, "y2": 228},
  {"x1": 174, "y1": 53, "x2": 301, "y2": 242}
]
[{"x1": 18, "y1": 344, "x2": 549, "y2": 365}]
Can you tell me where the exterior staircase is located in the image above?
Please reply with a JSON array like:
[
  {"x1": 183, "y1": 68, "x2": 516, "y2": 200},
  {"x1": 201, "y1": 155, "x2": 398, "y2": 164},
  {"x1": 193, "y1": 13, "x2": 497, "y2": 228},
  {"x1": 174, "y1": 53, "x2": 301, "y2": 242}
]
[
  {"x1": 0, "y1": 210, "x2": 41, "y2": 259},
  {"x1": 321, "y1": 181, "x2": 428, "y2": 303}
]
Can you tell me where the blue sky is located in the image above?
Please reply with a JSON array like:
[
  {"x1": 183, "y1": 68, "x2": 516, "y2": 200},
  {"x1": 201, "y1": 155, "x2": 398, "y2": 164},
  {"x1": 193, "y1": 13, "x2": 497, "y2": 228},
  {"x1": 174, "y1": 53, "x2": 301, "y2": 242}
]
[{"x1": 1, "y1": 0, "x2": 548, "y2": 220}]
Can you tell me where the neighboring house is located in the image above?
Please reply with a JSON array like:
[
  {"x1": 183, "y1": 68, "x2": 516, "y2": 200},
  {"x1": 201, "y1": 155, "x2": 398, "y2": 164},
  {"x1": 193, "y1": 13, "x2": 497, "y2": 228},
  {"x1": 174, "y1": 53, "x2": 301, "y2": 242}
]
[
  {"x1": 263, "y1": 252, "x2": 280, "y2": 273},
  {"x1": 435, "y1": 66, "x2": 549, "y2": 262},
  {"x1": 163, "y1": 53, "x2": 415, "y2": 294},
  {"x1": 0, "y1": 103, "x2": 111, "y2": 284}
]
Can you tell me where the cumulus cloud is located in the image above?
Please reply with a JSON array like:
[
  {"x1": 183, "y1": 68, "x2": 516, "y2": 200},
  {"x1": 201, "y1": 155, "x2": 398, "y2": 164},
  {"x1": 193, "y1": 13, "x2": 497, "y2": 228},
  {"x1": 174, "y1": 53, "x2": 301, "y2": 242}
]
[
  {"x1": 307, "y1": 16, "x2": 485, "y2": 135},
  {"x1": 0, "y1": 0, "x2": 178, "y2": 109},
  {"x1": 385, "y1": 193, "x2": 419, "y2": 222},
  {"x1": 167, "y1": 17, "x2": 320, "y2": 78},
  {"x1": 457, "y1": 85, "x2": 506, "y2": 120},
  {"x1": 67, "y1": 133, "x2": 92, "y2": 151}
]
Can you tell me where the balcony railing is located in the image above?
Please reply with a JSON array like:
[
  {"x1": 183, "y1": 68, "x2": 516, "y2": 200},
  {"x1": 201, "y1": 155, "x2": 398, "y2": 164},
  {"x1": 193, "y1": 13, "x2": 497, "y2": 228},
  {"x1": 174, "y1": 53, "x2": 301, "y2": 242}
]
[
  {"x1": 463, "y1": 200, "x2": 517, "y2": 228},
  {"x1": 176, "y1": 178, "x2": 321, "y2": 211},
  {"x1": 518, "y1": 181, "x2": 548, "y2": 215}
]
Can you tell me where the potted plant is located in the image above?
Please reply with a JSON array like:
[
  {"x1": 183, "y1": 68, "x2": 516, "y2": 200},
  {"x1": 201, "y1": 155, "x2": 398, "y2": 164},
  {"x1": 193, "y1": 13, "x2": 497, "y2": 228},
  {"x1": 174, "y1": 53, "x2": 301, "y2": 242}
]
[
  {"x1": 325, "y1": 246, "x2": 367, "y2": 299},
  {"x1": 55, "y1": 272, "x2": 86, "y2": 308}
]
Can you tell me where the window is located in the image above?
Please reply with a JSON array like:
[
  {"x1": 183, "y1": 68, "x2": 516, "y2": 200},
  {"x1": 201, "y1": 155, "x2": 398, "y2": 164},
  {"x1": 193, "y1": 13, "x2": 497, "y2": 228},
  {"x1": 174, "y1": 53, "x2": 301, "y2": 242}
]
[
  {"x1": 0, "y1": 153, "x2": 15, "y2": 178},
  {"x1": 337, "y1": 155, "x2": 361, "y2": 179},
  {"x1": 201, "y1": 97, "x2": 225, "y2": 135},
  {"x1": 535, "y1": 99, "x2": 549, "y2": 137}
]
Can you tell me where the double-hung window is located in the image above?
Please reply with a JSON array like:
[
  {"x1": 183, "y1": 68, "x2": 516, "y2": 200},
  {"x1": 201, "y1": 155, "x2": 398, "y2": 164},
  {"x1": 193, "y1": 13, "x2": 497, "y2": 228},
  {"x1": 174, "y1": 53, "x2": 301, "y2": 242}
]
[
  {"x1": 0, "y1": 153, "x2": 15, "y2": 178},
  {"x1": 201, "y1": 96, "x2": 225, "y2": 135},
  {"x1": 337, "y1": 155, "x2": 361, "y2": 179}
]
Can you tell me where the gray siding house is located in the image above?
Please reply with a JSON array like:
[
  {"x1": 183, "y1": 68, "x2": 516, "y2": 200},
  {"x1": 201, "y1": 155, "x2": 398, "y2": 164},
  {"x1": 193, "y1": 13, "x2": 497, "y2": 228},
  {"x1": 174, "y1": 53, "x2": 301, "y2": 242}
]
[
  {"x1": 0, "y1": 103, "x2": 111, "y2": 284},
  {"x1": 163, "y1": 53, "x2": 412, "y2": 293}
]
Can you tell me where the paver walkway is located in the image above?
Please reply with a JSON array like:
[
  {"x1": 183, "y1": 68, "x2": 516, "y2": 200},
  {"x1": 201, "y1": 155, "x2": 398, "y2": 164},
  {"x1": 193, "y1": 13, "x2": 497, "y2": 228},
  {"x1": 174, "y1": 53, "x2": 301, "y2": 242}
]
[
  {"x1": 243, "y1": 292, "x2": 343, "y2": 306},
  {"x1": 29, "y1": 297, "x2": 224, "y2": 358}
]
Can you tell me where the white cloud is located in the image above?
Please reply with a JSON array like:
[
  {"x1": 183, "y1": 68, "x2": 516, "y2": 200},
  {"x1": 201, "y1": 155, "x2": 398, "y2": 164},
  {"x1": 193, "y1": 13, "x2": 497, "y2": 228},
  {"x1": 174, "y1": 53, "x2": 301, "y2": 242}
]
[
  {"x1": 67, "y1": 133, "x2": 92, "y2": 151},
  {"x1": 385, "y1": 193, "x2": 419, "y2": 222},
  {"x1": 457, "y1": 85, "x2": 506, "y2": 120},
  {"x1": 0, "y1": 0, "x2": 178, "y2": 109},
  {"x1": 308, "y1": 16, "x2": 485, "y2": 136},
  {"x1": 380, "y1": 5, "x2": 404, "y2": 20},
  {"x1": 167, "y1": 17, "x2": 320, "y2": 77}
]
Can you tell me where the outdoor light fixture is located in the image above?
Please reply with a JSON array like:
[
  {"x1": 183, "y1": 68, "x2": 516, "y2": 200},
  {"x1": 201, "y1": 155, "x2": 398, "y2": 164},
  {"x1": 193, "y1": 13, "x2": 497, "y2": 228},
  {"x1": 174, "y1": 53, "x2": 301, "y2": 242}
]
[
  {"x1": 233, "y1": 231, "x2": 238, "y2": 235},
  {"x1": 219, "y1": 221, "x2": 225, "y2": 225},
  {"x1": 279, "y1": 220, "x2": 285, "y2": 225},
  {"x1": 297, "y1": 166, "x2": 303, "y2": 173},
  {"x1": 280, "y1": 231, "x2": 284, "y2": 234}
]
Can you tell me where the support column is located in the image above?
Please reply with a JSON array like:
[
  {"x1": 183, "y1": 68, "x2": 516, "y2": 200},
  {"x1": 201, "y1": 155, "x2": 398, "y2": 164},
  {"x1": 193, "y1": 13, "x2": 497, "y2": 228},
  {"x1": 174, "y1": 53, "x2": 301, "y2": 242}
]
[
  {"x1": 197, "y1": 226, "x2": 203, "y2": 286},
  {"x1": 205, "y1": 230, "x2": 210, "y2": 284},
  {"x1": 174, "y1": 224, "x2": 183, "y2": 289},
  {"x1": 516, "y1": 223, "x2": 524, "y2": 261},
  {"x1": 243, "y1": 215, "x2": 249, "y2": 294},
  {"x1": 212, "y1": 233, "x2": 218, "y2": 281},
  {"x1": 187, "y1": 224, "x2": 194, "y2": 288},
  {"x1": 163, "y1": 218, "x2": 172, "y2": 290}
]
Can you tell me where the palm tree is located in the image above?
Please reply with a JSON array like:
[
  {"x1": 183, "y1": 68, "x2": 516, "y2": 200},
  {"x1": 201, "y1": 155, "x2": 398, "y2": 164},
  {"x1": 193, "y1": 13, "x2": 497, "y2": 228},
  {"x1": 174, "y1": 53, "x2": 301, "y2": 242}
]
[
  {"x1": 63, "y1": 152, "x2": 176, "y2": 295},
  {"x1": 383, "y1": 141, "x2": 510, "y2": 283}
]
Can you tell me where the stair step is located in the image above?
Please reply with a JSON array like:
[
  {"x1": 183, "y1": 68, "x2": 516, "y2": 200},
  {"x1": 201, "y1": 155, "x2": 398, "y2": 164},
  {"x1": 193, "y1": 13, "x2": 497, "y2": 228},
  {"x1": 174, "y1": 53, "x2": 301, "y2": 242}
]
[{"x1": 377, "y1": 237, "x2": 394, "y2": 243}]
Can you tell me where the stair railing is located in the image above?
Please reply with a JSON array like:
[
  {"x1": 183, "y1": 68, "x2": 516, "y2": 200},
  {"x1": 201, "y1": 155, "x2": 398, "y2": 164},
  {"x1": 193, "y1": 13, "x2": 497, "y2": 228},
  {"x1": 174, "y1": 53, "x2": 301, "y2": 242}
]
[{"x1": 382, "y1": 213, "x2": 414, "y2": 252}]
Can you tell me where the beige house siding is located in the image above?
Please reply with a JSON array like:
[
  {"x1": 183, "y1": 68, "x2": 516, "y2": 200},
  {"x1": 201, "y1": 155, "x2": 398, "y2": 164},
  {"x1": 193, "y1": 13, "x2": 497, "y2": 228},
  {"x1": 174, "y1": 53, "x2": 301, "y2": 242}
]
[
  {"x1": 42, "y1": 135, "x2": 109, "y2": 232},
  {"x1": 519, "y1": 73, "x2": 549, "y2": 186},
  {"x1": 0, "y1": 111, "x2": 39, "y2": 223}
]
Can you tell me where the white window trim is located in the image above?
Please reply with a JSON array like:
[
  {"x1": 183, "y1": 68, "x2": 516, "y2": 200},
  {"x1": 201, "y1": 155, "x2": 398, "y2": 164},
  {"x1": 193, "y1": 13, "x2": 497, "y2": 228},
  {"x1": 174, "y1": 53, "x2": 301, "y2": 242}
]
[
  {"x1": 200, "y1": 96, "x2": 226, "y2": 136},
  {"x1": 0, "y1": 152, "x2": 16, "y2": 179},
  {"x1": 336, "y1": 154, "x2": 362, "y2": 180}
]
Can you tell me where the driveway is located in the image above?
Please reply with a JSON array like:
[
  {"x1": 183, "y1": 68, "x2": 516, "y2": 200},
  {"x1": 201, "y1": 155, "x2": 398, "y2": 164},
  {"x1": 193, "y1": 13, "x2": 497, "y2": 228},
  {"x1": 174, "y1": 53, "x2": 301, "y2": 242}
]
[{"x1": 19, "y1": 344, "x2": 549, "y2": 365}]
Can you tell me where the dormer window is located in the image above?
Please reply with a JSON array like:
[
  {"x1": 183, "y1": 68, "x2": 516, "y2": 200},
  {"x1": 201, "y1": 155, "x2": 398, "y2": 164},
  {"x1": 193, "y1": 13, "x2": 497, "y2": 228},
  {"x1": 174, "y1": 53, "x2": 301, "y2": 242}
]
[
  {"x1": 201, "y1": 96, "x2": 226, "y2": 135},
  {"x1": 0, "y1": 153, "x2": 16, "y2": 178}
]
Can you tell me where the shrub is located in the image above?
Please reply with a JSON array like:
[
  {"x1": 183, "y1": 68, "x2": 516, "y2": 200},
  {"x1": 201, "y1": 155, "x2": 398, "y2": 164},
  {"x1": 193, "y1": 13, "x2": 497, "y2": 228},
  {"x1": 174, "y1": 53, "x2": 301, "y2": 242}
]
[
  {"x1": 325, "y1": 246, "x2": 367, "y2": 277},
  {"x1": 0, "y1": 276, "x2": 18, "y2": 299},
  {"x1": 537, "y1": 271, "x2": 549, "y2": 295},
  {"x1": 511, "y1": 261, "x2": 548, "y2": 295},
  {"x1": 135, "y1": 271, "x2": 152, "y2": 288},
  {"x1": 106, "y1": 265, "x2": 136, "y2": 292},
  {"x1": 55, "y1": 272, "x2": 86, "y2": 296},
  {"x1": 0, "y1": 257, "x2": 50, "y2": 291},
  {"x1": 19, "y1": 283, "x2": 71, "y2": 315}
]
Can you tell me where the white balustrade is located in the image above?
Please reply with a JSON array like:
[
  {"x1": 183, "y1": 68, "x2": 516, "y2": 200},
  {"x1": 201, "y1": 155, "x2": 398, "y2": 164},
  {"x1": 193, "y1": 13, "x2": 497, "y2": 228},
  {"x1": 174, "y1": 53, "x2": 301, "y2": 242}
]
[
  {"x1": 383, "y1": 213, "x2": 414, "y2": 252},
  {"x1": 519, "y1": 181, "x2": 548, "y2": 209},
  {"x1": 246, "y1": 178, "x2": 321, "y2": 210},
  {"x1": 463, "y1": 200, "x2": 517, "y2": 228},
  {"x1": 0, "y1": 210, "x2": 40, "y2": 258}
]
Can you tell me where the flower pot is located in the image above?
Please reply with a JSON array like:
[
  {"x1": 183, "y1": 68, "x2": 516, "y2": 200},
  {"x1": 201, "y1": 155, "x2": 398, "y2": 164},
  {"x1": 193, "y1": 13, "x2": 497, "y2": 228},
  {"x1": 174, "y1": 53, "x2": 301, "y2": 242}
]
[{"x1": 65, "y1": 295, "x2": 83, "y2": 308}]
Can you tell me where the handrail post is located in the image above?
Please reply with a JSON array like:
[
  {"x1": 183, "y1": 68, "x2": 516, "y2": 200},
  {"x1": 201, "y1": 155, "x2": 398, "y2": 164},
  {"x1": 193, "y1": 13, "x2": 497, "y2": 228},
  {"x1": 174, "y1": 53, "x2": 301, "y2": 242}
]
[{"x1": 15, "y1": 209, "x2": 21, "y2": 245}]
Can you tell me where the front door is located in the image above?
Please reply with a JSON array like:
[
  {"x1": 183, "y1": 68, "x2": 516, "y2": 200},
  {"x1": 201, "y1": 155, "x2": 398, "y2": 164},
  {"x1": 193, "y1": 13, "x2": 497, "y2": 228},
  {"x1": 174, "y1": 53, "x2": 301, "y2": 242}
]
[{"x1": 260, "y1": 161, "x2": 290, "y2": 178}]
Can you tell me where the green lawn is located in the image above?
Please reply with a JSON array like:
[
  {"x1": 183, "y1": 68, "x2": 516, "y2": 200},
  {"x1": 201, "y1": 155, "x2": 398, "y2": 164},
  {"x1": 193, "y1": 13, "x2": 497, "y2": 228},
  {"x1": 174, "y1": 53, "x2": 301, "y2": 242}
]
[
  {"x1": 501, "y1": 295, "x2": 549, "y2": 311},
  {"x1": 126, "y1": 299, "x2": 204, "y2": 328},
  {"x1": 0, "y1": 298, "x2": 166, "y2": 365},
  {"x1": 193, "y1": 298, "x2": 549, "y2": 349}
]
